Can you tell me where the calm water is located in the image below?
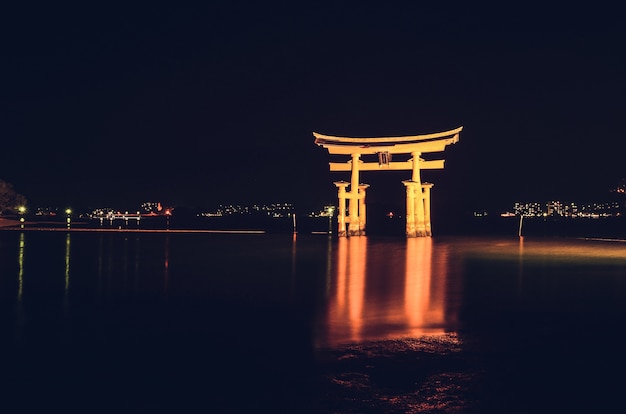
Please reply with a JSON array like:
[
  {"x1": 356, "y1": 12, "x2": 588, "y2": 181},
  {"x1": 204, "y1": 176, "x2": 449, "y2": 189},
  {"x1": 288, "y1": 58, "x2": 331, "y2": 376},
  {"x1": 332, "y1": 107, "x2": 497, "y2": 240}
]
[{"x1": 2, "y1": 230, "x2": 626, "y2": 413}]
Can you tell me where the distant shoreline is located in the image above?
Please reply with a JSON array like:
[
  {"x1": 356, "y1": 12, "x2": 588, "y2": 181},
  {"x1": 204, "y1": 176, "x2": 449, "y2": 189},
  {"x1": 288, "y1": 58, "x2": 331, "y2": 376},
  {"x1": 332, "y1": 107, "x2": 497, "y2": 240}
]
[
  {"x1": 2, "y1": 214, "x2": 625, "y2": 239},
  {"x1": 0, "y1": 221, "x2": 265, "y2": 234}
]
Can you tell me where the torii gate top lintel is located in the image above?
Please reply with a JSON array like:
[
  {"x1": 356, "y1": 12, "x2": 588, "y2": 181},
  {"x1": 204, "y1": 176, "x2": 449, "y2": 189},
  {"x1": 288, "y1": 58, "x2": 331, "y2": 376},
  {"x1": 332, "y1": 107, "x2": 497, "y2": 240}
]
[{"x1": 313, "y1": 126, "x2": 462, "y2": 154}]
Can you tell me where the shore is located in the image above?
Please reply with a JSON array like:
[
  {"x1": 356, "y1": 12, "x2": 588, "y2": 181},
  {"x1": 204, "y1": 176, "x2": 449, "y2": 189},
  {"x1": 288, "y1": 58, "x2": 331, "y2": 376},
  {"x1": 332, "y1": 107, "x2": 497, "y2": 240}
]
[{"x1": 2, "y1": 214, "x2": 626, "y2": 239}]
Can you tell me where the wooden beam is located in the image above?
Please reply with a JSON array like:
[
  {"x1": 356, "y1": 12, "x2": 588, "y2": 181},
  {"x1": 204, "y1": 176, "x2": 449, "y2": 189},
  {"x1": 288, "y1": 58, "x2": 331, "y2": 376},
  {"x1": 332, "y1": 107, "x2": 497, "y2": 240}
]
[
  {"x1": 329, "y1": 160, "x2": 445, "y2": 171},
  {"x1": 318, "y1": 137, "x2": 458, "y2": 155},
  {"x1": 313, "y1": 126, "x2": 463, "y2": 144}
]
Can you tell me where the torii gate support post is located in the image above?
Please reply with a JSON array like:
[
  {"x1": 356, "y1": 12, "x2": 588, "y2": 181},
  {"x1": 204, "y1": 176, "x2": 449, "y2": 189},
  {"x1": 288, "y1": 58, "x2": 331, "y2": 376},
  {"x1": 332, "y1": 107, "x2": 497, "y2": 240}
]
[
  {"x1": 335, "y1": 179, "x2": 369, "y2": 237},
  {"x1": 422, "y1": 183, "x2": 433, "y2": 236},
  {"x1": 347, "y1": 153, "x2": 361, "y2": 237},
  {"x1": 403, "y1": 181, "x2": 417, "y2": 237},
  {"x1": 334, "y1": 181, "x2": 349, "y2": 237},
  {"x1": 410, "y1": 152, "x2": 428, "y2": 236},
  {"x1": 403, "y1": 153, "x2": 433, "y2": 237},
  {"x1": 358, "y1": 184, "x2": 369, "y2": 235},
  {"x1": 403, "y1": 181, "x2": 433, "y2": 237}
]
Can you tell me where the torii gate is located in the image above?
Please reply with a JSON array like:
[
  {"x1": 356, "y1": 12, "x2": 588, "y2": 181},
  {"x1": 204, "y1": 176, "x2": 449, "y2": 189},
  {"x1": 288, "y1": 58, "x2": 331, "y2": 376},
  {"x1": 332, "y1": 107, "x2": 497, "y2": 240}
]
[{"x1": 314, "y1": 127, "x2": 462, "y2": 237}]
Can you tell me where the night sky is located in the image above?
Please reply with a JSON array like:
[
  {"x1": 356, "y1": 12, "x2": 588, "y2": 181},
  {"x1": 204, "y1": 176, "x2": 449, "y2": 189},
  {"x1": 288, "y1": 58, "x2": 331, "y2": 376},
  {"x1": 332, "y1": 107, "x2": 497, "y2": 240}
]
[{"x1": 2, "y1": 3, "x2": 625, "y2": 215}]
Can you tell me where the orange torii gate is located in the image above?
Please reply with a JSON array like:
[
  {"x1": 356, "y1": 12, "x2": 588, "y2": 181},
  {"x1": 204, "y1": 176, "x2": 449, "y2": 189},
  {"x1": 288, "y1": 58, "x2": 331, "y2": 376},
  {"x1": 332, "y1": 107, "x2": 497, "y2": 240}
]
[{"x1": 314, "y1": 127, "x2": 462, "y2": 237}]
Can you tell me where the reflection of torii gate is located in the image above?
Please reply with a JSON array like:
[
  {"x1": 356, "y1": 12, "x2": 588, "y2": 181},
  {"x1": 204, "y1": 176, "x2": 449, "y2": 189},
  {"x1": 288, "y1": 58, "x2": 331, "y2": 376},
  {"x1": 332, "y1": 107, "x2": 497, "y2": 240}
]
[{"x1": 314, "y1": 127, "x2": 462, "y2": 237}]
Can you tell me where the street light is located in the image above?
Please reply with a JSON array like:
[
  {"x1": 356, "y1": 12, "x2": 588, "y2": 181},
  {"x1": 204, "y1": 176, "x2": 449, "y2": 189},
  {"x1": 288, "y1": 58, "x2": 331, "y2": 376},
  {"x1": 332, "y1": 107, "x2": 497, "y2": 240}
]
[
  {"x1": 18, "y1": 206, "x2": 26, "y2": 228},
  {"x1": 66, "y1": 208, "x2": 72, "y2": 229},
  {"x1": 325, "y1": 205, "x2": 336, "y2": 234}
]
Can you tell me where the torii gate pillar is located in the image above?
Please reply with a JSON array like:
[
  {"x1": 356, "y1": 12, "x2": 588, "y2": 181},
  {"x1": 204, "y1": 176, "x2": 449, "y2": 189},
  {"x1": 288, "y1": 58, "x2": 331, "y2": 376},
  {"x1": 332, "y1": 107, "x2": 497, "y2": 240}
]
[
  {"x1": 333, "y1": 180, "x2": 369, "y2": 237},
  {"x1": 347, "y1": 153, "x2": 362, "y2": 236},
  {"x1": 333, "y1": 181, "x2": 349, "y2": 237},
  {"x1": 403, "y1": 181, "x2": 434, "y2": 237},
  {"x1": 358, "y1": 184, "x2": 370, "y2": 235}
]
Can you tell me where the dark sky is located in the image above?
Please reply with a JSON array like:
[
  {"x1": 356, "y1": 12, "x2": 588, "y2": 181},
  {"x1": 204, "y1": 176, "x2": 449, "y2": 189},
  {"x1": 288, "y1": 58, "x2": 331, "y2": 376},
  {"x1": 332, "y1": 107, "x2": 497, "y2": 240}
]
[{"x1": 2, "y1": 3, "x2": 625, "y2": 215}]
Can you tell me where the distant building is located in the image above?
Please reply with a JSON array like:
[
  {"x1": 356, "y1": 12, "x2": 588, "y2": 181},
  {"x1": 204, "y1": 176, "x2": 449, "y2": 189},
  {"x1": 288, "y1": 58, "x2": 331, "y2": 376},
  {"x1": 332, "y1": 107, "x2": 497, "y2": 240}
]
[
  {"x1": 141, "y1": 202, "x2": 162, "y2": 214},
  {"x1": 199, "y1": 203, "x2": 295, "y2": 218},
  {"x1": 473, "y1": 210, "x2": 488, "y2": 217},
  {"x1": 509, "y1": 199, "x2": 622, "y2": 219},
  {"x1": 513, "y1": 202, "x2": 544, "y2": 217},
  {"x1": 309, "y1": 205, "x2": 336, "y2": 218}
]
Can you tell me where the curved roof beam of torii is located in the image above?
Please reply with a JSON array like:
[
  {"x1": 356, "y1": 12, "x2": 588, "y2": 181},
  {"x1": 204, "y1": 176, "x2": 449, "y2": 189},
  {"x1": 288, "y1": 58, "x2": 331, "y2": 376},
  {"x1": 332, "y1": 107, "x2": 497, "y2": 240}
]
[
  {"x1": 313, "y1": 126, "x2": 463, "y2": 145},
  {"x1": 314, "y1": 126, "x2": 462, "y2": 156}
]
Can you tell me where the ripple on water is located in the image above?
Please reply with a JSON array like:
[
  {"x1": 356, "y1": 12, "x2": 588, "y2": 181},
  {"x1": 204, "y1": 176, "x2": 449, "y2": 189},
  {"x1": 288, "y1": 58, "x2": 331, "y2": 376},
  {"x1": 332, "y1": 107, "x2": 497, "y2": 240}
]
[{"x1": 313, "y1": 334, "x2": 485, "y2": 413}]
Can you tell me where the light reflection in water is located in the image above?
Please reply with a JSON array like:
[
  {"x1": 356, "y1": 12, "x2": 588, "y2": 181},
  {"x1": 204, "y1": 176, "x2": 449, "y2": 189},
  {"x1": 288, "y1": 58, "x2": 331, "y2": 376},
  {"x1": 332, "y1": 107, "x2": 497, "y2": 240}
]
[
  {"x1": 291, "y1": 232, "x2": 297, "y2": 295},
  {"x1": 163, "y1": 235, "x2": 170, "y2": 293},
  {"x1": 461, "y1": 236, "x2": 626, "y2": 260},
  {"x1": 517, "y1": 236, "x2": 524, "y2": 296},
  {"x1": 134, "y1": 236, "x2": 140, "y2": 290},
  {"x1": 328, "y1": 237, "x2": 367, "y2": 343},
  {"x1": 325, "y1": 235, "x2": 332, "y2": 297},
  {"x1": 122, "y1": 237, "x2": 129, "y2": 292},
  {"x1": 97, "y1": 235, "x2": 103, "y2": 297},
  {"x1": 404, "y1": 238, "x2": 438, "y2": 332},
  {"x1": 64, "y1": 232, "x2": 71, "y2": 295},
  {"x1": 15, "y1": 232, "x2": 26, "y2": 343},
  {"x1": 17, "y1": 232, "x2": 25, "y2": 301},
  {"x1": 322, "y1": 237, "x2": 452, "y2": 347}
]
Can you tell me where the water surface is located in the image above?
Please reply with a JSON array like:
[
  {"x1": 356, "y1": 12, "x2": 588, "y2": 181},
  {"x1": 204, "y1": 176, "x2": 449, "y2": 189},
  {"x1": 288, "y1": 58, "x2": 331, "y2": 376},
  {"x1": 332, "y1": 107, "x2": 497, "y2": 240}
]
[{"x1": 2, "y1": 231, "x2": 626, "y2": 412}]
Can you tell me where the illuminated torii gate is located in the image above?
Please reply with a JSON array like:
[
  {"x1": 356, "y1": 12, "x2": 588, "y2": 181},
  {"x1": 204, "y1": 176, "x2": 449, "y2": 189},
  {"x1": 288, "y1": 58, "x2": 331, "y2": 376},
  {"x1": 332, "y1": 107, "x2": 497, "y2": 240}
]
[{"x1": 314, "y1": 127, "x2": 462, "y2": 237}]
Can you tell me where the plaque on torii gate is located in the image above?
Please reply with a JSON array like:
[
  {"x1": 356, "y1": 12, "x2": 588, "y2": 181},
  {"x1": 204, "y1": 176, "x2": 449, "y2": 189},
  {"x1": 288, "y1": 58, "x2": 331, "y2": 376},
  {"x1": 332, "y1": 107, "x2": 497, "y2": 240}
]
[{"x1": 314, "y1": 126, "x2": 462, "y2": 237}]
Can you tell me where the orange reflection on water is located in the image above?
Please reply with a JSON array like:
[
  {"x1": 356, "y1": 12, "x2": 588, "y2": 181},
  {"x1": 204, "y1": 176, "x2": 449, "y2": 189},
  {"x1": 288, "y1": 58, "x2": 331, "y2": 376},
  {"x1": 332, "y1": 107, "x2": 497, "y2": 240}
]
[
  {"x1": 322, "y1": 237, "x2": 451, "y2": 347},
  {"x1": 328, "y1": 237, "x2": 367, "y2": 344},
  {"x1": 404, "y1": 238, "x2": 431, "y2": 327}
]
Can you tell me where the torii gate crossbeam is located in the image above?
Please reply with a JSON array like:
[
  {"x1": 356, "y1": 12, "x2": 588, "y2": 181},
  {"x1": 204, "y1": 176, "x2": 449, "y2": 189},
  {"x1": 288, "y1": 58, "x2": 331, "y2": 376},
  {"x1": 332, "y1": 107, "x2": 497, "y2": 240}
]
[{"x1": 314, "y1": 127, "x2": 462, "y2": 237}]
